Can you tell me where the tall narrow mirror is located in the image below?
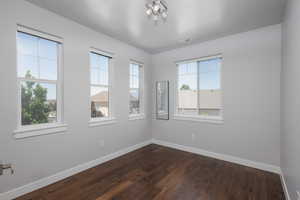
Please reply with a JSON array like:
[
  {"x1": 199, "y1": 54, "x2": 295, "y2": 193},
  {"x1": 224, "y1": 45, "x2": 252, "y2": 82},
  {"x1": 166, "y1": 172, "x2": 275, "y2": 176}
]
[{"x1": 156, "y1": 81, "x2": 169, "y2": 120}]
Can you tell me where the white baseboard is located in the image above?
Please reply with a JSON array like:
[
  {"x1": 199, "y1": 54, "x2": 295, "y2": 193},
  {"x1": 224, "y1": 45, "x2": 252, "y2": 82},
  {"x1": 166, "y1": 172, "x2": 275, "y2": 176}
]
[
  {"x1": 152, "y1": 139, "x2": 292, "y2": 199},
  {"x1": 0, "y1": 139, "x2": 286, "y2": 200},
  {"x1": 0, "y1": 140, "x2": 152, "y2": 200},
  {"x1": 280, "y1": 171, "x2": 291, "y2": 200},
  {"x1": 152, "y1": 139, "x2": 281, "y2": 174}
]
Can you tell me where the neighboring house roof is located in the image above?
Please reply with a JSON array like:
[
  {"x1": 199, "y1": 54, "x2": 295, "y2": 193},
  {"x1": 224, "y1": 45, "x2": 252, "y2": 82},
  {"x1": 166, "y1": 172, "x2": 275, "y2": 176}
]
[
  {"x1": 178, "y1": 90, "x2": 221, "y2": 109},
  {"x1": 91, "y1": 91, "x2": 108, "y2": 102}
]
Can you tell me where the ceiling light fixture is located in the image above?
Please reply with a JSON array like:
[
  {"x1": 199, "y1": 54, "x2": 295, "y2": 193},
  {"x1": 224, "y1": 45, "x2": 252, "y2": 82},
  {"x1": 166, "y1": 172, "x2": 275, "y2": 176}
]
[{"x1": 146, "y1": 0, "x2": 168, "y2": 22}]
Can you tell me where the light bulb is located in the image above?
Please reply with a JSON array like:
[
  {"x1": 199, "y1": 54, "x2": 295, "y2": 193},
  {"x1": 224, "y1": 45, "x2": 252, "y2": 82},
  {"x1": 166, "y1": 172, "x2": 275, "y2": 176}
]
[
  {"x1": 146, "y1": 8, "x2": 152, "y2": 15},
  {"x1": 153, "y1": 4, "x2": 160, "y2": 12}
]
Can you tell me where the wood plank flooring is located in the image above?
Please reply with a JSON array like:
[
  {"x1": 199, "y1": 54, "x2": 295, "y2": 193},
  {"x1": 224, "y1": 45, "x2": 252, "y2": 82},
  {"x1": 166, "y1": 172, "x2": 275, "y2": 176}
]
[{"x1": 16, "y1": 144, "x2": 285, "y2": 200}]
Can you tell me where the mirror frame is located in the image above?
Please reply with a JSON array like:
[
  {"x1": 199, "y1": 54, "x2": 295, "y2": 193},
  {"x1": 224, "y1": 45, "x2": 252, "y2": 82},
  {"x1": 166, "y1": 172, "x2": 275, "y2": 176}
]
[{"x1": 156, "y1": 80, "x2": 169, "y2": 120}]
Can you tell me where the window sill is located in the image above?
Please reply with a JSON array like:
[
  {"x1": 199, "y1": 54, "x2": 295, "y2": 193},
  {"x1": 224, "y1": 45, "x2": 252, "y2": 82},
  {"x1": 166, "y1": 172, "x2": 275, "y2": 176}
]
[
  {"x1": 14, "y1": 123, "x2": 68, "y2": 139},
  {"x1": 89, "y1": 117, "x2": 117, "y2": 127},
  {"x1": 129, "y1": 114, "x2": 145, "y2": 121},
  {"x1": 173, "y1": 114, "x2": 224, "y2": 124}
]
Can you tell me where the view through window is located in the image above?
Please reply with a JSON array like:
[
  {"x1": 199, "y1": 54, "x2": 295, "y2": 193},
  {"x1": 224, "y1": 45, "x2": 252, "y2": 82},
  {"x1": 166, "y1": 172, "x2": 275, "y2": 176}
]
[
  {"x1": 17, "y1": 31, "x2": 60, "y2": 126},
  {"x1": 129, "y1": 63, "x2": 142, "y2": 115},
  {"x1": 90, "y1": 52, "x2": 111, "y2": 119},
  {"x1": 177, "y1": 56, "x2": 222, "y2": 117}
]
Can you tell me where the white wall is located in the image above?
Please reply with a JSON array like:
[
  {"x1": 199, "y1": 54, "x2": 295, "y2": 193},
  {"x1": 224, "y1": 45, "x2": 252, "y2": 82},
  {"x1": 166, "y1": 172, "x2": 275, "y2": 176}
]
[
  {"x1": 0, "y1": 0, "x2": 152, "y2": 193},
  {"x1": 0, "y1": 0, "x2": 284, "y2": 197},
  {"x1": 151, "y1": 24, "x2": 281, "y2": 167},
  {"x1": 281, "y1": 0, "x2": 300, "y2": 199}
]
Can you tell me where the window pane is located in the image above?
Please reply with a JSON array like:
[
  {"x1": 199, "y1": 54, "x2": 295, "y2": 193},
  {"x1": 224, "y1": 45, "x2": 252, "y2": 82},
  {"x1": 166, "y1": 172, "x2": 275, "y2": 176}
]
[
  {"x1": 17, "y1": 32, "x2": 59, "y2": 81},
  {"x1": 17, "y1": 32, "x2": 38, "y2": 56},
  {"x1": 178, "y1": 62, "x2": 197, "y2": 90},
  {"x1": 21, "y1": 81, "x2": 57, "y2": 125},
  {"x1": 130, "y1": 64, "x2": 139, "y2": 88},
  {"x1": 90, "y1": 68, "x2": 100, "y2": 85},
  {"x1": 130, "y1": 75, "x2": 139, "y2": 89},
  {"x1": 39, "y1": 58, "x2": 57, "y2": 80},
  {"x1": 90, "y1": 52, "x2": 109, "y2": 85},
  {"x1": 90, "y1": 53, "x2": 98, "y2": 68},
  {"x1": 99, "y1": 68, "x2": 108, "y2": 85},
  {"x1": 39, "y1": 38, "x2": 58, "y2": 80},
  {"x1": 130, "y1": 64, "x2": 139, "y2": 76},
  {"x1": 39, "y1": 38, "x2": 58, "y2": 60},
  {"x1": 129, "y1": 89, "x2": 140, "y2": 114},
  {"x1": 177, "y1": 62, "x2": 198, "y2": 115},
  {"x1": 129, "y1": 63, "x2": 141, "y2": 115},
  {"x1": 198, "y1": 58, "x2": 221, "y2": 116},
  {"x1": 18, "y1": 55, "x2": 39, "y2": 78},
  {"x1": 91, "y1": 86, "x2": 109, "y2": 118}
]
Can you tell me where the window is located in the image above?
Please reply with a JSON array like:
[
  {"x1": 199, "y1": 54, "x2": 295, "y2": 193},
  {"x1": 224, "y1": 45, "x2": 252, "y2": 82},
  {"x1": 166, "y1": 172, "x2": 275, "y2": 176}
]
[
  {"x1": 175, "y1": 55, "x2": 222, "y2": 122},
  {"x1": 90, "y1": 50, "x2": 113, "y2": 122},
  {"x1": 129, "y1": 62, "x2": 144, "y2": 118},
  {"x1": 16, "y1": 28, "x2": 63, "y2": 132}
]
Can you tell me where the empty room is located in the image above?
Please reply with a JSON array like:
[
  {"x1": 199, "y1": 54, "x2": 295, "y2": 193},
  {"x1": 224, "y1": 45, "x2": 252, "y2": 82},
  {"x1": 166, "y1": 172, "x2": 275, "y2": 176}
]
[{"x1": 0, "y1": 0, "x2": 299, "y2": 199}]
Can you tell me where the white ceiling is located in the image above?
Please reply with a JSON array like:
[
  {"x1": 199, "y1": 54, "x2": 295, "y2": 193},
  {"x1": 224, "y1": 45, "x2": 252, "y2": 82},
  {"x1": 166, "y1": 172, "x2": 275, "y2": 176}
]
[{"x1": 25, "y1": 0, "x2": 286, "y2": 54}]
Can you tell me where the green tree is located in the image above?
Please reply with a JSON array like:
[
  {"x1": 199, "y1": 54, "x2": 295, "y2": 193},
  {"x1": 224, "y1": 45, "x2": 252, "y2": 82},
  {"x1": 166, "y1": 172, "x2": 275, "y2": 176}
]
[
  {"x1": 180, "y1": 84, "x2": 191, "y2": 90},
  {"x1": 21, "y1": 71, "x2": 51, "y2": 125}
]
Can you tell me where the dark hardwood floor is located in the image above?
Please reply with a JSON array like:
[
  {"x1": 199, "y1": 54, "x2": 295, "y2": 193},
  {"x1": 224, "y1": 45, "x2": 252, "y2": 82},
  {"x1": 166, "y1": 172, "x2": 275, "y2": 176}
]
[{"x1": 16, "y1": 144, "x2": 285, "y2": 200}]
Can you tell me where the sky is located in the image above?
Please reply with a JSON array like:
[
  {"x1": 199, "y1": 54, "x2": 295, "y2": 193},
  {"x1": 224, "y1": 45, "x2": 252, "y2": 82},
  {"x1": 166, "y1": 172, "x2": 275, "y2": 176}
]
[
  {"x1": 18, "y1": 32, "x2": 58, "y2": 100},
  {"x1": 178, "y1": 58, "x2": 221, "y2": 90},
  {"x1": 90, "y1": 52, "x2": 109, "y2": 86},
  {"x1": 130, "y1": 63, "x2": 139, "y2": 89}
]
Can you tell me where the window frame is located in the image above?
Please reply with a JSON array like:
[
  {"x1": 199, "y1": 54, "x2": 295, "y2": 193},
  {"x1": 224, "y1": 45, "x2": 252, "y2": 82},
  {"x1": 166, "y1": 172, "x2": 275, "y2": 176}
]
[
  {"x1": 174, "y1": 54, "x2": 224, "y2": 124},
  {"x1": 88, "y1": 48, "x2": 116, "y2": 127},
  {"x1": 14, "y1": 25, "x2": 67, "y2": 139},
  {"x1": 129, "y1": 60, "x2": 145, "y2": 120}
]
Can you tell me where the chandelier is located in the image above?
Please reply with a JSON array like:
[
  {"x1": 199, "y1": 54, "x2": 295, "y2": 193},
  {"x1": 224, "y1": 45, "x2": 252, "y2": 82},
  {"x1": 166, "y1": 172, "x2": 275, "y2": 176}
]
[{"x1": 145, "y1": 0, "x2": 168, "y2": 22}]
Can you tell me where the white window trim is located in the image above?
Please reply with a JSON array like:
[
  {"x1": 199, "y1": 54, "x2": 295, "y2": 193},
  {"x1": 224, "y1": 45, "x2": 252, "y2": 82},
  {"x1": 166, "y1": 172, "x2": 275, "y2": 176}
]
[
  {"x1": 14, "y1": 123, "x2": 68, "y2": 139},
  {"x1": 88, "y1": 48, "x2": 116, "y2": 126},
  {"x1": 129, "y1": 60, "x2": 145, "y2": 120},
  {"x1": 14, "y1": 25, "x2": 66, "y2": 139},
  {"x1": 174, "y1": 54, "x2": 223, "y2": 124},
  {"x1": 173, "y1": 114, "x2": 223, "y2": 124},
  {"x1": 176, "y1": 54, "x2": 222, "y2": 65},
  {"x1": 129, "y1": 113, "x2": 145, "y2": 121},
  {"x1": 89, "y1": 117, "x2": 117, "y2": 127},
  {"x1": 17, "y1": 25, "x2": 63, "y2": 43}
]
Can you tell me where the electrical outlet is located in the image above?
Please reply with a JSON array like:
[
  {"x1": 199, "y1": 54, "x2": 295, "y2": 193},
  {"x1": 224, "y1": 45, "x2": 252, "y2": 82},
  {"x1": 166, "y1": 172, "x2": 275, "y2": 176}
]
[{"x1": 0, "y1": 162, "x2": 14, "y2": 175}]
